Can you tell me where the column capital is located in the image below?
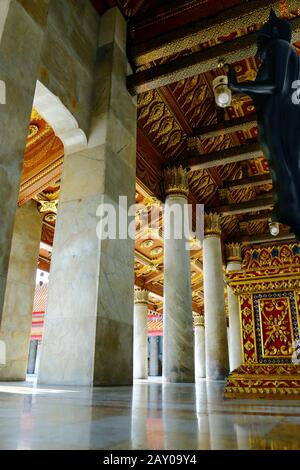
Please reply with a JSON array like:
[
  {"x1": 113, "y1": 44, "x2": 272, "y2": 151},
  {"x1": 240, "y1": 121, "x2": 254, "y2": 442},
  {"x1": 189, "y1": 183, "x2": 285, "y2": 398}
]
[
  {"x1": 204, "y1": 212, "x2": 222, "y2": 237},
  {"x1": 134, "y1": 287, "x2": 149, "y2": 304},
  {"x1": 163, "y1": 166, "x2": 189, "y2": 198},
  {"x1": 194, "y1": 314, "x2": 205, "y2": 327},
  {"x1": 226, "y1": 243, "x2": 242, "y2": 264}
]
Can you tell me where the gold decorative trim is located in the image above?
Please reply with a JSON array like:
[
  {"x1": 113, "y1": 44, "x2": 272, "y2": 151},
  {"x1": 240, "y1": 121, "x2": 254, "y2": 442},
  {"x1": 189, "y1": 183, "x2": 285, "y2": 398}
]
[
  {"x1": 226, "y1": 242, "x2": 242, "y2": 264},
  {"x1": 194, "y1": 314, "x2": 204, "y2": 327},
  {"x1": 204, "y1": 212, "x2": 221, "y2": 237},
  {"x1": 229, "y1": 278, "x2": 300, "y2": 295},
  {"x1": 134, "y1": 287, "x2": 149, "y2": 304},
  {"x1": 19, "y1": 158, "x2": 63, "y2": 192},
  {"x1": 225, "y1": 364, "x2": 300, "y2": 399},
  {"x1": 163, "y1": 166, "x2": 189, "y2": 197}
]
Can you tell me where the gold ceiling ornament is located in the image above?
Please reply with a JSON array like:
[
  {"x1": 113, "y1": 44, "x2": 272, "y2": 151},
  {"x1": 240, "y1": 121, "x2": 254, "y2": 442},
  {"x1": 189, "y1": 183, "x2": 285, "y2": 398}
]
[
  {"x1": 33, "y1": 190, "x2": 60, "y2": 219},
  {"x1": 204, "y1": 212, "x2": 222, "y2": 238},
  {"x1": 143, "y1": 196, "x2": 161, "y2": 208},
  {"x1": 27, "y1": 124, "x2": 39, "y2": 139},
  {"x1": 43, "y1": 188, "x2": 60, "y2": 201},
  {"x1": 150, "y1": 246, "x2": 163, "y2": 256},
  {"x1": 44, "y1": 212, "x2": 57, "y2": 223},
  {"x1": 218, "y1": 188, "x2": 229, "y2": 201},
  {"x1": 34, "y1": 197, "x2": 58, "y2": 214},
  {"x1": 134, "y1": 287, "x2": 149, "y2": 304},
  {"x1": 141, "y1": 239, "x2": 154, "y2": 249},
  {"x1": 145, "y1": 227, "x2": 160, "y2": 238},
  {"x1": 163, "y1": 165, "x2": 189, "y2": 198},
  {"x1": 194, "y1": 314, "x2": 205, "y2": 327},
  {"x1": 187, "y1": 136, "x2": 200, "y2": 151},
  {"x1": 279, "y1": 0, "x2": 289, "y2": 17},
  {"x1": 226, "y1": 243, "x2": 242, "y2": 264},
  {"x1": 189, "y1": 237, "x2": 202, "y2": 249},
  {"x1": 146, "y1": 264, "x2": 160, "y2": 274}
]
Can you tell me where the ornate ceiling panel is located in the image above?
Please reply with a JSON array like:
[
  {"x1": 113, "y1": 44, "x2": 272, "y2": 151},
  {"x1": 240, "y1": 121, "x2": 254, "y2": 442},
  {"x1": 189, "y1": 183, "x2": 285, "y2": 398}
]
[
  {"x1": 137, "y1": 89, "x2": 186, "y2": 159},
  {"x1": 19, "y1": 109, "x2": 64, "y2": 206}
]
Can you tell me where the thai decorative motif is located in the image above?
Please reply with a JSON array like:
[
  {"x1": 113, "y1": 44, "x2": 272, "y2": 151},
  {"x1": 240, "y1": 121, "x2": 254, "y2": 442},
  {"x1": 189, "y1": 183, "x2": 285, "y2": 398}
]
[
  {"x1": 242, "y1": 244, "x2": 300, "y2": 270},
  {"x1": 204, "y1": 212, "x2": 221, "y2": 237},
  {"x1": 134, "y1": 288, "x2": 149, "y2": 304},
  {"x1": 193, "y1": 314, "x2": 205, "y2": 328},
  {"x1": 226, "y1": 243, "x2": 242, "y2": 263},
  {"x1": 225, "y1": 243, "x2": 300, "y2": 399},
  {"x1": 163, "y1": 166, "x2": 189, "y2": 197},
  {"x1": 225, "y1": 364, "x2": 300, "y2": 399},
  {"x1": 19, "y1": 108, "x2": 64, "y2": 205},
  {"x1": 254, "y1": 293, "x2": 297, "y2": 361},
  {"x1": 138, "y1": 89, "x2": 185, "y2": 158}
]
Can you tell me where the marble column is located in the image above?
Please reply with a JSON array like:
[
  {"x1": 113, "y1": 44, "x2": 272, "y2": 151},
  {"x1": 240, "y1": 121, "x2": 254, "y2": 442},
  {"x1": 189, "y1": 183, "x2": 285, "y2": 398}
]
[
  {"x1": 203, "y1": 213, "x2": 229, "y2": 380},
  {"x1": 27, "y1": 340, "x2": 38, "y2": 374},
  {"x1": 131, "y1": 383, "x2": 148, "y2": 449},
  {"x1": 133, "y1": 288, "x2": 149, "y2": 380},
  {"x1": 0, "y1": 201, "x2": 42, "y2": 380},
  {"x1": 194, "y1": 314, "x2": 206, "y2": 379},
  {"x1": 226, "y1": 243, "x2": 243, "y2": 371},
  {"x1": 196, "y1": 380, "x2": 210, "y2": 450},
  {"x1": 163, "y1": 167, "x2": 194, "y2": 383},
  {"x1": 149, "y1": 336, "x2": 159, "y2": 376},
  {"x1": 38, "y1": 7, "x2": 137, "y2": 386},
  {"x1": 0, "y1": 0, "x2": 47, "y2": 320}
]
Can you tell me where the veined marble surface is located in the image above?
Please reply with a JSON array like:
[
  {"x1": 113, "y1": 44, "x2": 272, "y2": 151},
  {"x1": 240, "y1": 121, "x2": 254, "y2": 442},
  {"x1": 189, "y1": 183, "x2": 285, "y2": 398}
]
[{"x1": 0, "y1": 377, "x2": 300, "y2": 450}]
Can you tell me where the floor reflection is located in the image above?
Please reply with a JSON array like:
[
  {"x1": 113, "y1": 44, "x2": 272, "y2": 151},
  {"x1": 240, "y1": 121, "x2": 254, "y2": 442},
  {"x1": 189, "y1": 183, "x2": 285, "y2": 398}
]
[{"x1": 0, "y1": 378, "x2": 299, "y2": 449}]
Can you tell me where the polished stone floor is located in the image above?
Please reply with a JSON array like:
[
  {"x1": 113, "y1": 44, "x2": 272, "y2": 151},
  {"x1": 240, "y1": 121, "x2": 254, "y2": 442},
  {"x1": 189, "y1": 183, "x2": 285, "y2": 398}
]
[{"x1": 0, "y1": 377, "x2": 300, "y2": 450}]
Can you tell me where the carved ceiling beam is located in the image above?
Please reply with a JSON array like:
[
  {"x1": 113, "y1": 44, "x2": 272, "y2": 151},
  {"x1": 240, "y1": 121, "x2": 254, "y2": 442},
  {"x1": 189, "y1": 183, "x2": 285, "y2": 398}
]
[
  {"x1": 130, "y1": 0, "x2": 287, "y2": 66},
  {"x1": 157, "y1": 86, "x2": 193, "y2": 134},
  {"x1": 224, "y1": 172, "x2": 272, "y2": 190},
  {"x1": 127, "y1": 16, "x2": 300, "y2": 95},
  {"x1": 229, "y1": 231, "x2": 295, "y2": 245},
  {"x1": 240, "y1": 212, "x2": 271, "y2": 223},
  {"x1": 214, "y1": 194, "x2": 273, "y2": 216},
  {"x1": 194, "y1": 114, "x2": 257, "y2": 140},
  {"x1": 38, "y1": 255, "x2": 51, "y2": 273},
  {"x1": 144, "y1": 271, "x2": 164, "y2": 285},
  {"x1": 182, "y1": 139, "x2": 262, "y2": 170}
]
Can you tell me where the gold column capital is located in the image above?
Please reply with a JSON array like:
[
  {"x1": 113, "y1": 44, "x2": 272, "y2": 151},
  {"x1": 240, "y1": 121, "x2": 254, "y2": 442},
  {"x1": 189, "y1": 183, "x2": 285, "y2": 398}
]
[
  {"x1": 163, "y1": 166, "x2": 189, "y2": 198},
  {"x1": 194, "y1": 314, "x2": 205, "y2": 327},
  {"x1": 226, "y1": 242, "x2": 242, "y2": 264},
  {"x1": 134, "y1": 287, "x2": 149, "y2": 304},
  {"x1": 204, "y1": 212, "x2": 222, "y2": 237}
]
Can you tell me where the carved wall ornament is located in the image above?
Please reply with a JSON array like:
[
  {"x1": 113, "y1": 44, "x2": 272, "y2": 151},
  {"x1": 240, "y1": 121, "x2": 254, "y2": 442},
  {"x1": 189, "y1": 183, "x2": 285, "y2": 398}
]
[
  {"x1": 226, "y1": 242, "x2": 242, "y2": 264},
  {"x1": 225, "y1": 254, "x2": 300, "y2": 399},
  {"x1": 163, "y1": 166, "x2": 189, "y2": 197},
  {"x1": 204, "y1": 212, "x2": 222, "y2": 237},
  {"x1": 193, "y1": 314, "x2": 205, "y2": 327},
  {"x1": 134, "y1": 288, "x2": 149, "y2": 304}
]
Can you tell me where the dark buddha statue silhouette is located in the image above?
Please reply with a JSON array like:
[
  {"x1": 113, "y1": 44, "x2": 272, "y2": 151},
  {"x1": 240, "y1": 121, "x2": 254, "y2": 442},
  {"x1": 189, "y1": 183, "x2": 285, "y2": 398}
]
[{"x1": 227, "y1": 9, "x2": 300, "y2": 238}]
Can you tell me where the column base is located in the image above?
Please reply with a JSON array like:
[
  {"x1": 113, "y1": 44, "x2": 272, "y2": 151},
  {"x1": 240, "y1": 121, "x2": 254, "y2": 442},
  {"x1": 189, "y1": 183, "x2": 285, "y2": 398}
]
[{"x1": 224, "y1": 364, "x2": 300, "y2": 399}]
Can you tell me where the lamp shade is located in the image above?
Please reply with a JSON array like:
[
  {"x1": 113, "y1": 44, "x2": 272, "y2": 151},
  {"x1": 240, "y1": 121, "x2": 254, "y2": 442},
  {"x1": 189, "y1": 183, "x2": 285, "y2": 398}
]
[{"x1": 212, "y1": 75, "x2": 232, "y2": 108}]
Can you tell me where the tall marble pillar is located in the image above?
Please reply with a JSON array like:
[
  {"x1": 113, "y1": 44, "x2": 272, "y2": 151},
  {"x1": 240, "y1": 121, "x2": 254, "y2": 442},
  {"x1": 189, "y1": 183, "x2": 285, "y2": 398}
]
[
  {"x1": 194, "y1": 314, "x2": 206, "y2": 379},
  {"x1": 163, "y1": 166, "x2": 194, "y2": 383},
  {"x1": 27, "y1": 340, "x2": 38, "y2": 375},
  {"x1": 203, "y1": 213, "x2": 229, "y2": 380},
  {"x1": 131, "y1": 383, "x2": 148, "y2": 449},
  {"x1": 38, "y1": 7, "x2": 137, "y2": 386},
  {"x1": 149, "y1": 336, "x2": 159, "y2": 376},
  {"x1": 0, "y1": 201, "x2": 42, "y2": 380},
  {"x1": 226, "y1": 243, "x2": 243, "y2": 371},
  {"x1": 0, "y1": 0, "x2": 47, "y2": 319},
  {"x1": 133, "y1": 288, "x2": 148, "y2": 380}
]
